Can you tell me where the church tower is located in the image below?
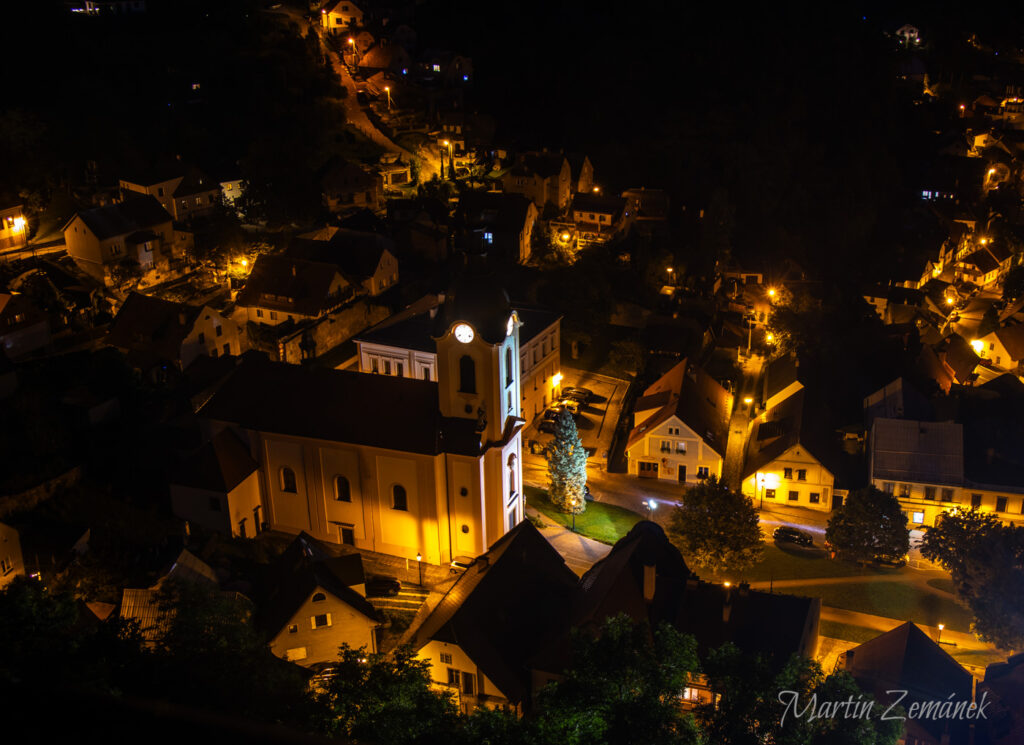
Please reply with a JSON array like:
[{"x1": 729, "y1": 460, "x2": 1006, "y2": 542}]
[{"x1": 433, "y1": 265, "x2": 525, "y2": 547}]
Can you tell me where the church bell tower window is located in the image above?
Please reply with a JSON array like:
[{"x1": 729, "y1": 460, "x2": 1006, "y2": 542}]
[{"x1": 459, "y1": 355, "x2": 476, "y2": 393}]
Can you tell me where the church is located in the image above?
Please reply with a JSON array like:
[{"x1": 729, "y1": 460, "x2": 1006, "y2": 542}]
[{"x1": 189, "y1": 272, "x2": 526, "y2": 566}]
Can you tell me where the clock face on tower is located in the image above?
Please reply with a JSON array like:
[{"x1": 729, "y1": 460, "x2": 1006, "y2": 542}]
[
  {"x1": 454, "y1": 323, "x2": 475, "y2": 343},
  {"x1": 506, "y1": 316, "x2": 514, "y2": 337}
]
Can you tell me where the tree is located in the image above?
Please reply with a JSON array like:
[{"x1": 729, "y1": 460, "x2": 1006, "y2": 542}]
[
  {"x1": 667, "y1": 475, "x2": 764, "y2": 574},
  {"x1": 978, "y1": 303, "x2": 1000, "y2": 339},
  {"x1": 922, "y1": 508, "x2": 1024, "y2": 650},
  {"x1": 825, "y1": 486, "x2": 909, "y2": 563},
  {"x1": 547, "y1": 409, "x2": 588, "y2": 515},
  {"x1": 316, "y1": 644, "x2": 460, "y2": 745},
  {"x1": 535, "y1": 614, "x2": 701, "y2": 745},
  {"x1": 1003, "y1": 261, "x2": 1024, "y2": 303},
  {"x1": 697, "y1": 643, "x2": 902, "y2": 745}
]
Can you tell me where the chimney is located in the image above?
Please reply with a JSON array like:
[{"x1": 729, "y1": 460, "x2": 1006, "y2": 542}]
[{"x1": 642, "y1": 564, "x2": 656, "y2": 603}]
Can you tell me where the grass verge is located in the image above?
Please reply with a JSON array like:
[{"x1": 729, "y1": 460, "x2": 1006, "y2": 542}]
[{"x1": 525, "y1": 486, "x2": 642, "y2": 545}]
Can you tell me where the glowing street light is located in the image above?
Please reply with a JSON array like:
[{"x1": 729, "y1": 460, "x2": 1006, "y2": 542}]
[
  {"x1": 743, "y1": 396, "x2": 753, "y2": 405},
  {"x1": 348, "y1": 37, "x2": 356, "y2": 64},
  {"x1": 937, "y1": 623, "x2": 945, "y2": 644},
  {"x1": 560, "y1": 231, "x2": 571, "y2": 242},
  {"x1": 945, "y1": 297, "x2": 954, "y2": 305},
  {"x1": 384, "y1": 86, "x2": 391, "y2": 110},
  {"x1": 12, "y1": 216, "x2": 26, "y2": 232},
  {"x1": 766, "y1": 332, "x2": 775, "y2": 344},
  {"x1": 552, "y1": 372, "x2": 563, "y2": 386},
  {"x1": 971, "y1": 339, "x2": 984, "y2": 354},
  {"x1": 768, "y1": 287, "x2": 776, "y2": 298},
  {"x1": 416, "y1": 552, "x2": 423, "y2": 585}
]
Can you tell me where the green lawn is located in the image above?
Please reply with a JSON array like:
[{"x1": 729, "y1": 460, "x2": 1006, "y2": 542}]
[
  {"x1": 927, "y1": 578, "x2": 956, "y2": 594},
  {"x1": 526, "y1": 486, "x2": 642, "y2": 545},
  {"x1": 701, "y1": 543, "x2": 898, "y2": 584},
  {"x1": 781, "y1": 581, "x2": 974, "y2": 632}
]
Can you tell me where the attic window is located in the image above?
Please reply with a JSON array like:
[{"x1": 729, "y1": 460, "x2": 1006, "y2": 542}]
[{"x1": 312, "y1": 592, "x2": 327, "y2": 603}]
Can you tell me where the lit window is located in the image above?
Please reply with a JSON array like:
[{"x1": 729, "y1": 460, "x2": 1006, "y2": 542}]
[
  {"x1": 483, "y1": 231, "x2": 493, "y2": 244},
  {"x1": 432, "y1": 63, "x2": 441, "y2": 72},
  {"x1": 912, "y1": 511, "x2": 924, "y2": 524}
]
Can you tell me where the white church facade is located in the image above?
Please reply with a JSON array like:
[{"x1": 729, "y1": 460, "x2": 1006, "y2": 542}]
[{"x1": 192, "y1": 274, "x2": 525, "y2": 565}]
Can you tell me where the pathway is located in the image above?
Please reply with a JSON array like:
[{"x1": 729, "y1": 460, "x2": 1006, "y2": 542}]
[
  {"x1": 721, "y1": 353, "x2": 764, "y2": 490},
  {"x1": 526, "y1": 505, "x2": 611, "y2": 576}
]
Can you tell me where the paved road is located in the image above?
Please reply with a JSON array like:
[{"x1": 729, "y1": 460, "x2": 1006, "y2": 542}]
[
  {"x1": 526, "y1": 505, "x2": 610, "y2": 576},
  {"x1": 721, "y1": 353, "x2": 764, "y2": 489}
]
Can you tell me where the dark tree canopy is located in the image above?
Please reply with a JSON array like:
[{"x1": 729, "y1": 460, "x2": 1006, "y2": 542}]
[{"x1": 825, "y1": 487, "x2": 909, "y2": 564}]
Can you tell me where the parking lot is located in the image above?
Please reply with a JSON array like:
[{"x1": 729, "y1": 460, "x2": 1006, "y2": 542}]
[{"x1": 523, "y1": 366, "x2": 630, "y2": 470}]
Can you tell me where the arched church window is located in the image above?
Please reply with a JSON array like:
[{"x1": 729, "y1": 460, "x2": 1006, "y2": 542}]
[
  {"x1": 507, "y1": 454, "x2": 518, "y2": 495},
  {"x1": 459, "y1": 355, "x2": 476, "y2": 393},
  {"x1": 334, "y1": 475, "x2": 351, "y2": 502},
  {"x1": 280, "y1": 467, "x2": 297, "y2": 493},
  {"x1": 505, "y1": 347, "x2": 513, "y2": 385},
  {"x1": 392, "y1": 484, "x2": 408, "y2": 511}
]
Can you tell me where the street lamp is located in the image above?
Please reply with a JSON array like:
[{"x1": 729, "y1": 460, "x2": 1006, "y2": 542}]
[
  {"x1": 768, "y1": 287, "x2": 776, "y2": 298},
  {"x1": 416, "y1": 552, "x2": 423, "y2": 585},
  {"x1": 384, "y1": 86, "x2": 391, "y2": 111},
  {"x1": 937, "y1": 623, "x2": 944, "y2": 645},
  {"x1": 348, "y1": 37, "x2": 356, "y2": 64}
]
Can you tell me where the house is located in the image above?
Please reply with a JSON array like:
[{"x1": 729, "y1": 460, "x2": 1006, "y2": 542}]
[
  {"x1": 501, "y1": 152, "x2": 571, "y2": 213},
  {"x1": 0, "y1": 204, "x2": 28, "y2": 250},
  {"x1": 353, "y1": 294, "x2": 562, "y2": 423},
  {"x1": 454, "y1": 192, "x2": 537, "y2": 264},
  {"x1": 566, "y1": 153, "x2": 594, "y2": 194},
  {"x1": 842, "y1": 622, "x2": 972, "y2": 745},
  {"x1": 62, "y1": 195, "x2": 174, "y2": 283},
  {"x1": 320, "y1": 0, "x2": 363, "y2": 30},
  {"x1": 569, "y1": 521, "x2": 819, "y2": 706},
  {"x1": 120, "y1": 549, "x2": 227, "y2": 641},
  {"x1": 321, "y1": 160, "x2": 383, "y2": 214},
  {"x1": 869, "y1": 418, "x2": 964, "y2": 528},
  {"x1": 621, "y1": 188, "x2": 669, "y2": 222},
  {"x1": 976, "y1": 654, "x2": 1024, "y2": 745},
  {"x1": 863, "y1": 378, "x2": 932, "y2": 427},
  {"x1": 234, "y1": 254, "x2": 356, "y2": 326},
  {"x1": 569, "y1": 194, "x2": 630, "y2": 246},
  {"x1": 410, "y1": 520, "x2": 579, "y2": 714},
  {"x1": 0, "y1": 292, "x2": 50, "y2": 358},
  {"x1": 196, "y1": 272, "x2": 527, "y2": 562},
  {"x1": 917, "y1": 334, "x2": 980, "y2": 393},
  {"x1": 376, "y1": 155, "x2": 412, "y2": 190},
  {"x1": 625, "y1": 360, "x2": 731, "y2": 484},
  {"x1": 762, "y1": 353, "x2": 805, "y2": 411},
  {"x1": 358, "y1": 39, "x2": 413, "y2": 75},
  {"x1": 105, "y1": 292, "x2": 246, "y2": 372},
  {"x1": 290, "y1": 227, "x2": 399, "y2": 297},
  {"x1": 119, "y1": 171, "x2": 220, "y2": 222},
  {"x1": 169, "y1": 429, "x2": 262, "y2": 538},
  {"x1": 742, "y1": 388, "x2": 843, "y2": 512},
  {"x1": 0, "y1": 521, "x2": 25, "y2": 591},
  {"x1": 419, "y1": 50, "x2": 473, "y2": 86},
  {"x1": 259, "y1": 533, "x2": 380, "y2": 667},
  {"x1": 974, "y1": 324, "x2": 1024, "y2": 372}
]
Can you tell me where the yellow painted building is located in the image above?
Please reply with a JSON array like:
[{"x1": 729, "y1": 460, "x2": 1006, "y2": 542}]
[
  {"x1": 197, "y1": 275, "x2": 526, "y2": 563},
  {"x1": 626, "y1": 360, "x2": 731, "y2": 484},
  {"x1": 0, "y1": 205, "x2": 28, "y2": 251}
]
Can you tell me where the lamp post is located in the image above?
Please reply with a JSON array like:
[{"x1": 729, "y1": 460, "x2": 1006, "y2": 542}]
[
  {"x1": 348, "y1": 37, "x2": 357, "y2": 66},
  {"x1": 757, "y1": 473, "x2": 764, "y2": 511},
  {"x1": 571, "y1": 497, "x2": 578, "y2": 533},
  {"x1": 416, "y1": 552, "x2": 423, "y2": 586},
  {"x1": 937, "y1": 623, "x2": 944, "y2": 645},
  {"x1": 384, "y1": 86, "x2": 391, "y2": 111}
]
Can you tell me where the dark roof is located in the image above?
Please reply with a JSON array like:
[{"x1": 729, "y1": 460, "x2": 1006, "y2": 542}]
[
  {"x1": 234, "y1": 254, "x2": 349, "y2": 317},
  {"x1": 935, "y1": 334, "x2": 980, "y2": 383},
  {"x1": 171, "y1": 429, "x2": 258, "y2": 492},
  {"x1": 626, "y1": 360, "x2": 731, "y2": 458},
  {"x1": 511, "y1": 305, "x2": 562, "y2": 345},
  {"x1": 257, "y1": 533, "x2": 377, "y2": 638},
  {"x1": 763, "y1": 353, "x2": 802, "y2": 402},
  {"x1": 455, "y1": 192, "x2": 533, "y2": 234},
  {"x1": 105, "y1": 292, "x2": 203, "y2": 363},
  {"x1": 69, "y1": 195, "x2": 172, "y2": 240},
  {"x1": 743, "y1": 388, "x2": 844, "y2": 480},
  {"x1": 844, "y1": 622, "x2": 972, "y2": 743},
  {"x1": 290, "y1": 227, "x2": 393, "y2": 281},
  {"x1": 198, "y1": 357, "x2": 482, "y2": 456},
  {"x1": 570, "y1": 193, "x2": 626, "y2": 217},
  {"x1": 575, "y1": 521, "x2": 817, "y2": 666},
  {"x1": 410, "y1": 521, "x2": 578, "y2": 704},
  {"x1": 870, "y1": 418, "x2": 963, "y2": 486}
]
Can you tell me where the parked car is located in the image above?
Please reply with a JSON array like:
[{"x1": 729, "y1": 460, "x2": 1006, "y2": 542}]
[
  {"x1": 366, "y1": 575, "x2": 402, "y2": 597},
  {"x1": 556, "y1": 398, "x2": 580, "y2": 415},
  {"x1": 562, "y1": 387, "x2": 594, "y2": 404},
  {"x1": 539, "y1": 419, "x2": 557, "y2": 434},
  {"x1": 773, "y1": 526, "x2": 814, "y2": 547}
]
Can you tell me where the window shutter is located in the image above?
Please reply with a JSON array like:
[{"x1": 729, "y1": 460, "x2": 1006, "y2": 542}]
[
  {"x1": 310, "y1": 616, "x2": 316, "y2": 630},
  {"x1": 326, "y1": 613, "x2": 332, "y2": 627}
]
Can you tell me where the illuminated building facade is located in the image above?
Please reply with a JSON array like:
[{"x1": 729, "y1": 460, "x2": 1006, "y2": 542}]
[
  {"x1": 196, "y1": 275, "x2": 525, "y2": 564},
  {"x1": 0, "y1": 205, "x2": 28, "y2": 251}
]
